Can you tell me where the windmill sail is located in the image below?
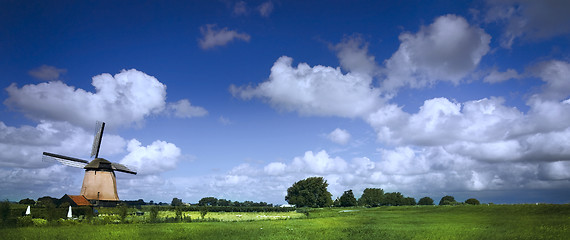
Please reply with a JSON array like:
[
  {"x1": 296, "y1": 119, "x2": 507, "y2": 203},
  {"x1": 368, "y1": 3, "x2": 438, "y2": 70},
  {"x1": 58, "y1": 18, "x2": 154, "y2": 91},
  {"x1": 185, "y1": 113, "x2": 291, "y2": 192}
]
[
  {"x1": 111, "y1": 162, "x2": 137, "y2": 175},
  {"x1": 42, "y1": 152, "x2": 89, "y2": 168},
  {"x1": 91, "y1": 121, "x2": 105, "y2": 158}
]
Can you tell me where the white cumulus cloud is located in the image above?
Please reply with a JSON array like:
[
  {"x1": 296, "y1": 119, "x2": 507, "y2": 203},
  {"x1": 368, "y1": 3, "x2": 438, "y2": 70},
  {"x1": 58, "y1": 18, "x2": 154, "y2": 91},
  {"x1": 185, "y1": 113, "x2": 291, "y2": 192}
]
[
  {"x1": 167, "y1": 99, "x2": 208, "y2": 118},
  {"x1": 230, "y1": 56, "x2": 383, "y2": 118},
  {"x1": 5, "y1": 69, "x2": 206, "y2": 129},
  {"x1": 120, "y1": 139, "x2": 182, "y2": 175},
  {"x1": 327, "y1": 128, "x2": 351, "y2": 145},
  {"x1": 383, "y1": 14, "x2": 491, "y2": 91}
]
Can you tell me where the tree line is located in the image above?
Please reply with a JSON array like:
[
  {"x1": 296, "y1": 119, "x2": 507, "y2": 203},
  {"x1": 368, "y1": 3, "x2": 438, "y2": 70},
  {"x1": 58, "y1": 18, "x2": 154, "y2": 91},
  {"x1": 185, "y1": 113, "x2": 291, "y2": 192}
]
[{"x1": 285, "y1": 177, "x2": 481, "y2": 207}]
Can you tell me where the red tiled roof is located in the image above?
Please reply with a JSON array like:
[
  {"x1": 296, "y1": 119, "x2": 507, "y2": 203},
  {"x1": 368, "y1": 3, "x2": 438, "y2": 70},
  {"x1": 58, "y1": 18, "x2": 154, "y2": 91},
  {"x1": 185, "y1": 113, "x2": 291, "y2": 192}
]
[{"x1": 68, "y1": 195, "x2": 91, "y2": 206}]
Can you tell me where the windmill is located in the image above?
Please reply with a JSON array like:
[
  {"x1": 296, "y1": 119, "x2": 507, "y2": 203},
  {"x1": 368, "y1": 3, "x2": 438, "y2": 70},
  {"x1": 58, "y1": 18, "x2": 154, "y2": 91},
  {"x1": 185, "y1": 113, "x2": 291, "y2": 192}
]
[{"x1": 43, "y1": 121, "x2": 136, "y2": 203}]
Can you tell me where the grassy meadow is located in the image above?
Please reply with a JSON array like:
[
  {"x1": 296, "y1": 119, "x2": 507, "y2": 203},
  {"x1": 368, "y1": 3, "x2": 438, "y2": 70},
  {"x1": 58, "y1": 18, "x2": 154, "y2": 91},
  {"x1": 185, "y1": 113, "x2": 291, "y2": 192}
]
[{"x1": 1, "y1": 204, "x2": 568, "y2": 239}]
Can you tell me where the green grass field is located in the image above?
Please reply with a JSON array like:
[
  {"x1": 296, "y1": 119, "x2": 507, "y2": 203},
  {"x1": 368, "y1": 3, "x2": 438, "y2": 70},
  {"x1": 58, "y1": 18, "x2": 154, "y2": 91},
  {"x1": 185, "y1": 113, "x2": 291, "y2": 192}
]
[{"x1": 1, "y1": 204, "x2": 568, "y2": 240}]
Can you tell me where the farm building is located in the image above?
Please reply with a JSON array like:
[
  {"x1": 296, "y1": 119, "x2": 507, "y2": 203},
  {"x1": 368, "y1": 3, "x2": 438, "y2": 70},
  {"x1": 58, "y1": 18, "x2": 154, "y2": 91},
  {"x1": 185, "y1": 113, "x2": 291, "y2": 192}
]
[{"x1": 59, "y1": 194, "x2": 91, "y2": 207}]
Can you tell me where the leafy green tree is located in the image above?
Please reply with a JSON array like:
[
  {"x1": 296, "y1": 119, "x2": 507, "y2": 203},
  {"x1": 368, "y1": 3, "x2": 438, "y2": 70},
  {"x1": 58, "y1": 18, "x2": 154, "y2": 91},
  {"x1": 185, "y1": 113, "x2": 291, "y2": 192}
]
[
  {"x1": 383, "y1": 192, "x2": 404, "y2": 206},
  {"x1": 333, "y1": 197, "x2": 341, "y2": 207},
  {"x1": 198, "y1": 197, "x2": 218, "y2": 206},
  {"x1": 175, "y1": 207, "x2": 183, "y2": 221},
  {"x1": 19, "y1": 198, "x2": 36, "y2": 205},
  {"x1": 36, "y1": 196, "x2": 58, "y2": 207},
  {"x1": 465, "y1": 198, "x2": 480, "y2": 205},
  {"x1": 339, "y1": 190, "x2": 357, "y2": 207},
  {"x1": 171, "y1": 197, "x2": 183, "y2": 206},
  {"x1": 358, "y1": 188, "x2": 384, "y2": 207},
  {"x1": 285, "y1": 177, "x2": 333, "y2": 207},
  {"x1": 439, "y1": 195, "x2": 456, "y2": 205},
  {"x1": 218, "y1": 199, "x2": 232, "y2": 206},
  {"x1": 0, "y1": 200, "x2": 10, "y2": 223},
  {"x1": 418, "y1": 197, "x2": 434, "y2": 205},
  {"x1": 199, "y1": 206, "x2": 208, "y2": 219},
  {"x1": 402, "y1": 197, "x2": 416, "y2": 206},
  {"x1": 118, "y1": 203, "x2": 128, "y2": 222},
  {"x1": 149, "y1": 206, "x2": 159, "y2": 223}
]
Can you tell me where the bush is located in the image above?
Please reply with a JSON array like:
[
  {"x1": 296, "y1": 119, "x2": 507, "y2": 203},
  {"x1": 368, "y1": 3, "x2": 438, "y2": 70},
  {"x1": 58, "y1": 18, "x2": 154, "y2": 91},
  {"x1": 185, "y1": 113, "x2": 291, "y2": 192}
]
[
  {"x1": 117, "y1": 204, "x2": 128, "y2": 222},
  {"x1": 149, "y1": 206, "x2": 159, "y2": 223},
  {"x1": 17, "y1": 216, "x2": 33, "y2": 227},
  {"x1": 32, "y1": 218, "x2": 48, "y2": 226},
  {"x1": 465, "y1": 198, "x2": 480, "y2": 205},
  {"x1": 57, "y1": 218, "x2": 79, "y2": 226}
]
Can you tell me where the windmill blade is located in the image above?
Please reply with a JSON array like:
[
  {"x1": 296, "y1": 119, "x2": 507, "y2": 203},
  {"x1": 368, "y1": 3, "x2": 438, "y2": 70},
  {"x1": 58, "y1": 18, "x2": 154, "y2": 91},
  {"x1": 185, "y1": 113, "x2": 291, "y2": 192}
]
[
  {"x1": 42, "y1": 152, "x2": 89, "y2": 168},
  {"x1": 111, "y1": 162, "x2": 137, "y2": 175},
  {"x1": 90, "y1": 121, "x2": 105, "y2": 158}
]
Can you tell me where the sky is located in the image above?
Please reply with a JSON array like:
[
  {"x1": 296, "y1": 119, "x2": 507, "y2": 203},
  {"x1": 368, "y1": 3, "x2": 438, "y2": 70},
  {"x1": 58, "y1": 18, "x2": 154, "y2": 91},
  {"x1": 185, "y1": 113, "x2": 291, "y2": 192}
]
[{"x1": 1, "y1": 0, "x2": 570, "y2": 205}]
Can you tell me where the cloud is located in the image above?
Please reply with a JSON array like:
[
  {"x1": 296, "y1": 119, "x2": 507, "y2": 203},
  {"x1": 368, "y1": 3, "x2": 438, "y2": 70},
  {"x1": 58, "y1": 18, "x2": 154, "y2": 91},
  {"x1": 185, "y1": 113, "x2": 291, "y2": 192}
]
[
  {"x1": 257, "y1": 1, "x2": 274, "y2": 17},
  {"x1": 233, "y1": 1, "x2": 248, "y2": 16},
  {"x1": 530, "y1": 60, "x2": 570, "y2": 101},
  {"x1": 0, "y1": 120, "x2": 126, "y2": 168},
  {"x1": 120, "y1": 139, "x2": 182, "y2": 175},
  {"x1": 538, "y1": 161, "x2": 570, "y2": 180},
  {"x1": 28, "y1": 65, "x2": 67, "y2": 81},
  {"x1": 230, "y1": 56, "x2": 383, "y2": 118},
  {"x1": 483, "y1": 68, "x2": 520, "y2": 83},
  {"x1": 484, "y1": 0, "x2": 570, "y2": 48},
  {"x1": 332, "y1": 36, "x2": 379, "y2": 76},
  {"x1": 5, "y1": 69, "x2": 206, "y2": 129},
  {"x1": 366, "y1": 94, "x2": 570, "y2": 165},
  {"x1": 198, "y1": 24, "x2": 251, "y2": 50},
  {"x1": 291, "y1": 150, "x2": 348, "y2": 174},
  {"x1": 383, "y1": 14, "x2": 491, "y2": 91},
  {"x1": 327, "y1": 128, "x2": 351, "y2": 145},
  {"x1": 219, "y1": 116, "x2": 232, "y2": 125},
  {"x1": 167, "y1": 99, "x2": 208, "y2": 118},
  {"x1": 161, "y1": 147, "x2": 570, "y2": 204}
]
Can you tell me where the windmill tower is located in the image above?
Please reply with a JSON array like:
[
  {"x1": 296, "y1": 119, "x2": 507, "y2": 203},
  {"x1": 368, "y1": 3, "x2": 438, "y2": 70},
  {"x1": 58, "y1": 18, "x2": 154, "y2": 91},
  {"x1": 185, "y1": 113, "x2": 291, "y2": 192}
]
[{"x1": 43, "y1": 121, "x2": 136, "y2": 204}]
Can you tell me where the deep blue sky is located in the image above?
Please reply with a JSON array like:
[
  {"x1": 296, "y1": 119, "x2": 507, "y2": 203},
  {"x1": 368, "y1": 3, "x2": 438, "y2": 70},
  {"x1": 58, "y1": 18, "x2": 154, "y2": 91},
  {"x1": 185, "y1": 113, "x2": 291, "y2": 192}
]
[{"x1": 1, "y1": 0, "x2": 570, "y2": 204}]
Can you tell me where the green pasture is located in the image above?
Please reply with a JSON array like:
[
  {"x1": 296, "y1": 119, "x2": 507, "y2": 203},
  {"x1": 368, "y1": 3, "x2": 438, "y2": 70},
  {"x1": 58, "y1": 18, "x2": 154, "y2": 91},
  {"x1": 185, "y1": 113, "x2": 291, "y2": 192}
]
[{"x1": 1, "y1": 204, "x2": 568, "y2": 239}]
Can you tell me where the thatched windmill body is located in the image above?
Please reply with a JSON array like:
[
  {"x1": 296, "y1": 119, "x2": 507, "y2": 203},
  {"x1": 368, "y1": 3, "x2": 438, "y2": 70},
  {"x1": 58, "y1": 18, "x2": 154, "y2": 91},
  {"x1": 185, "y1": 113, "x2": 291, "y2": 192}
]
[{"x1": 43, "y1": 122, "x2": 136, "y2": 202}]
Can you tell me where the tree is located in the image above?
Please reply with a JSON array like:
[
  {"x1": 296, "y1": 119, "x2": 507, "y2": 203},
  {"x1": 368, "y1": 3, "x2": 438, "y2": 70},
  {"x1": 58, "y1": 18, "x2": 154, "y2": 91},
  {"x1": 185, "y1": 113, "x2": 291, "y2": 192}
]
[
  {"x1": 384, "y1": 192, "x2": 404, "y2": 206},
  {"x1": 199, "y1": 206, "x2": 208, "y2": 219},
  {"x1": 198, "y1": 197, "x2": 218, "y2": 206},
  {"x1": 402, "y1": 197, "x2": 416, "y2": 206},
  {"x1": 149, "y1": 206, "x2": 159, "y2": 223},
  {"x1": 37, "y1": 196, "x2": 58, "y2": 207},
  {"x1": 171, "y1": 197, "x2": 183, "y2": 206},
  {"x1": 358, "y1": 188, "x2": 384, "y2": 207},
  {"x1": 218, "y1": 199, "x2": 231, "y2": 206},
  {"x1": 285, "y1": 177, "x2": 333, "y2": 208},
  {"x1": 339, "y1": 190, "x2": 357, "y2": 207},
  {"x1": 465, "y1": 198, "x2": 480, "y2": 205},
  {"x1": 333, "y1": 197, "x2": 341, "y2": 207},
  {"x1": 19, "y1": 198, "x2": 36, "y2": 205},
  {"x1": 0, "y1": 200, "x2": 10, "y2": 223},
  {"x1": 418, "y1": 197, "x2": 434, "y2": 205},
  {"x1": 439, "y1": 195, "x2": 456, "y2": 205},
  {"x1": 117, "y1": 203, "x2": 128, "y2": 222}
]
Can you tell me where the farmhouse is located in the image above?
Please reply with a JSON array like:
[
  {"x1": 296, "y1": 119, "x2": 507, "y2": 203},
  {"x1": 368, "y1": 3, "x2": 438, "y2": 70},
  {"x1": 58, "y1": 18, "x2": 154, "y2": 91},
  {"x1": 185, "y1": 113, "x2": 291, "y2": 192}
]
[{"x1": 59, "y1": 194, "x2": 91, "y2": 207}]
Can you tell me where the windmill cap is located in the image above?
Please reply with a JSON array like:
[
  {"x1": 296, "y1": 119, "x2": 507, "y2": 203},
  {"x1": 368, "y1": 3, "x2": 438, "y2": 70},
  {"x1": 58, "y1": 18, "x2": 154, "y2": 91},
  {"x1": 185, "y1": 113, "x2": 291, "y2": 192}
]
[{"x1": 84, "y1": 158, "x2": 113, "y2": 170}]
